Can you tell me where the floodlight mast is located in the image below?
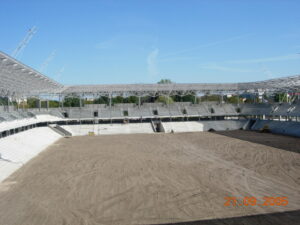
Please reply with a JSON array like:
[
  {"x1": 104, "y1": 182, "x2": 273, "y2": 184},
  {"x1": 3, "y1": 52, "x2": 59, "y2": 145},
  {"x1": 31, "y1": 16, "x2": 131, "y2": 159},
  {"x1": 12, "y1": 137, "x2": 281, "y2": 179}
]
[
  {"x1": 40, "y1": 50, "x2": 56, "y2": 73},
  {"x1": 12, "y1": 26, "x2": 37, "y2": 59}
]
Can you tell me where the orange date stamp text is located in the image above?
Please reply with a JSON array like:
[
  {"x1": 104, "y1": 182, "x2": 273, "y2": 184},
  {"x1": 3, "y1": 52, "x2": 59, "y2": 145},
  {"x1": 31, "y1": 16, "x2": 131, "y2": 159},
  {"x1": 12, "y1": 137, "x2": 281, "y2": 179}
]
[{"x1": 224, "y1": 196, "x2": 288, "y2": 207}]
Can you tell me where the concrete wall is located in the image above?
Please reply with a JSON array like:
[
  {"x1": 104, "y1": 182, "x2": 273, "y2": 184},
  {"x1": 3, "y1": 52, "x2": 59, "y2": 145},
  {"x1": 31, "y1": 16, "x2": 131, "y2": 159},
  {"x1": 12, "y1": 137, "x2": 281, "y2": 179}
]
[
  {"x1": 251, "y1": 120, "x2": 300, "y2": 137},
  {"x1": 62, "y1": 123, "x2": 154, "y2": 136},
  {"x1": 162, "y1": 122, "x2": 204, "y2": 133},
  {"x1": 162, "y1": 120, "x2": 247, "y2": 133},
  {"x1": 201, "y1": 120, "x2": 246, "y2": 131},
  {"x1": 0, "y1": 127, "x2": 61, "y2": 183},
  {"x1": 0, "y1": 115, "x2": 64, "y2": 133},
  {"x1": 0, "y1": 106, "x2": 15, "y2": 112}
]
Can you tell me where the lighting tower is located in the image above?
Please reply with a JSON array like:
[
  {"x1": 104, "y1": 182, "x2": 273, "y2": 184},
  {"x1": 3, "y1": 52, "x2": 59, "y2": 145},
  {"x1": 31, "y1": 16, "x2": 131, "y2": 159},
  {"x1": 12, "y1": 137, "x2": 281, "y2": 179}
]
[
  {"x1": 12, "y1": 26, "x2": 37, "y2": 59},
  {"x1": 40, "y1": 50, "x2": 56, "y2": 73}
]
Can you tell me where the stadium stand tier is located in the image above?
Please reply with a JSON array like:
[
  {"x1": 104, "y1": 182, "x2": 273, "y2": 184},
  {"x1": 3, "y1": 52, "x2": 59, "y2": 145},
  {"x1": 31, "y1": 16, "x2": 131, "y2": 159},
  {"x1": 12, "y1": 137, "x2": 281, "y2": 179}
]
[
  {"x1": 1, "y1": 49, "x2": 300, "y2": 221},
  {"x1": 0, "y1": 50, "x2": 300, "y2": 138},
  {"x1": 0, "y1": 127, "x2": 61, "y2": 183}
]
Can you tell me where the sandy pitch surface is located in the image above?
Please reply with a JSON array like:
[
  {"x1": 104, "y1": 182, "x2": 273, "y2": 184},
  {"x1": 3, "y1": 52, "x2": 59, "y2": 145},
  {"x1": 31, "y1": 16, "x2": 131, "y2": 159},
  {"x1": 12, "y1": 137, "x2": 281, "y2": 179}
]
[{"x1": 0, "y1": 131, "x2": 299, "y2": 225}]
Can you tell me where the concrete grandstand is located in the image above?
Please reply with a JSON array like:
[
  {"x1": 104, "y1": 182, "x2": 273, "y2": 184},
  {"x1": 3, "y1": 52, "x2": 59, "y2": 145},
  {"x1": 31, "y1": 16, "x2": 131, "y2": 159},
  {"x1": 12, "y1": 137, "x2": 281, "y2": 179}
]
[
  {"x1": 1, "y1": 48, "x2": 300, "y2": 177},
  {"x1": 1, "y1": 50, "x2": 300, "y2": 138},
  {"x1": 1, "y1": 50, "x2": 300, "y2": 225}
]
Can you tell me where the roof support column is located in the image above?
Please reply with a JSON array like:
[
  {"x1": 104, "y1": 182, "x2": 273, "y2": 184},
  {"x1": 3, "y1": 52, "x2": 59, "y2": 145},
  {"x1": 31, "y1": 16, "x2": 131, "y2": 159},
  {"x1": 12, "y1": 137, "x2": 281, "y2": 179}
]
[
  {"x1": 36, "y1": 98, "x2": 41, "y2": 111},
  {"x1": 79, "y1": 97, "x2": 83, "y2": 108},
  {"x1": 138, "y1": 96, "x2": 141, "y2": 108},
  {"x1": 7, "y1": 97, "x2": 9, "y2": 112},
  {"x1": 16, "y1": 98, "x2": 19, "y2": 111},
  {"x1": 62, "y1": 95, "x2": 64, "y2": 109},
  {"x1": 167, "y1": 93, "x2": 170, "y2": 107},
  {"x1": 109, "y1": 93, "x2": 112, "y2": 109},
  {"x1": 22, "y1": 97, "x2": 25, "y2": 111},
  {"x1": 59, "y1": 94, "x2": 61, "y2": 108}
]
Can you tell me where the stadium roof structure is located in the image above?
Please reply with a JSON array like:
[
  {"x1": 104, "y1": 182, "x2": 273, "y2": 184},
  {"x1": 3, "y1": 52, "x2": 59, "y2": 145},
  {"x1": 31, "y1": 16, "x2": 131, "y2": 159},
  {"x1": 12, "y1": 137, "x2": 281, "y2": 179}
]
[
  {"x1": 0, "y1": 50, "x2": 300, "y2": 98},
  {"x1": 63, "y1": 75, "x2": 300, "y2": 96},
  {"x1": 0, "y1": 51, "x2": 63, "y2": 97}
]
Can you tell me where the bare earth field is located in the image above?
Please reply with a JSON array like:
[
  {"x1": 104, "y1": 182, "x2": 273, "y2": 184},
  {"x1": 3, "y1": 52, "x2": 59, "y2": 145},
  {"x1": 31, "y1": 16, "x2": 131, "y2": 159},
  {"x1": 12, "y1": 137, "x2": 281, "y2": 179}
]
[{"x1": 0, "y1": 131, "x2": 299, "y2": 225}]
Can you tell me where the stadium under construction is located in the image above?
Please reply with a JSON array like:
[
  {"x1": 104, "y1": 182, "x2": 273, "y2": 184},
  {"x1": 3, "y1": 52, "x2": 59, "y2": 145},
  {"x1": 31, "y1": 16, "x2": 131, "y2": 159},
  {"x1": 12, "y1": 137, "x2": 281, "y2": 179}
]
[{"x1": 0, "y1": 50, "x2": 300, "y2": 225}]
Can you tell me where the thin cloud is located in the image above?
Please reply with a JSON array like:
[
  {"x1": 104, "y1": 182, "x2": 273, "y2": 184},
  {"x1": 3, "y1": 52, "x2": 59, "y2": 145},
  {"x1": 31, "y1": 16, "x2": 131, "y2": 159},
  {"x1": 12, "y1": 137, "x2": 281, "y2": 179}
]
[
  {"x1": 200, "y1": 63, "x2": 256, "y2": 73},
  {"x1": 96, "y1": 37, "x2": 117, "y2": 49},
  {"x1": 160, "y1": 56, "x2": 204, "y2": 62},
  {"x1": 147, "y1": 48, "x2": 159, "y2": 77},
  {"x1": 198, "y1": 54, "x2": 300, "y2": 75},
  {"x1": 96, "y1": 34, "x2": 158, "y2": 50},
  {"x1": 279, "y1": 33, "x2": 300, "y2": 39},
  {"x1": 261, "y1": 64, "x2": 274, "y2": 79},
  {"x1": 161, "y1": 53, "x2": 300, "y2": 64},
  {"x1": 226, "y1": 54, "x2": 300, "y2": 64},
  {"x1": 160, "y1": 33, "x2": 252, "y2": 59}
]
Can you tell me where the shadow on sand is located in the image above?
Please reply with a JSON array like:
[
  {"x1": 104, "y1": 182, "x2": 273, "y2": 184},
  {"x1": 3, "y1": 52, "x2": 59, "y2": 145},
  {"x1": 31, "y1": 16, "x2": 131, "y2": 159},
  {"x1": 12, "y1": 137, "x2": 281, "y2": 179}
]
[
  {"x1": 152, "y1": 209, "x2": 300, "y2": 225},
  {"x1": 214, "y1": 130, "x2": 300, "y2": 154}
]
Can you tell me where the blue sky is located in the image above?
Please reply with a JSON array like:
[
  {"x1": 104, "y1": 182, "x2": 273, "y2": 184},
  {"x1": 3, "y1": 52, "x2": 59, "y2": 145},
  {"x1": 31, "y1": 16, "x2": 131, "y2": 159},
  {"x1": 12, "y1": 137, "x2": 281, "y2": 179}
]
[{"x1": 0, "y1": 0, "x2": 300, "y2": 85}]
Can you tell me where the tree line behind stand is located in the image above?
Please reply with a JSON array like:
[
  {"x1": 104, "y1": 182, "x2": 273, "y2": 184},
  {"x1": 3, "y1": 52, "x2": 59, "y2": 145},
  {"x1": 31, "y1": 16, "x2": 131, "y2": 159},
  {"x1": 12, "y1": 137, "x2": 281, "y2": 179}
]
[
  {"x1": 2, "y1": 93, "x2": 292, "y2": 109},
  {"x1": 0, "y1": 80, "x2": 294, "y2": 108}
]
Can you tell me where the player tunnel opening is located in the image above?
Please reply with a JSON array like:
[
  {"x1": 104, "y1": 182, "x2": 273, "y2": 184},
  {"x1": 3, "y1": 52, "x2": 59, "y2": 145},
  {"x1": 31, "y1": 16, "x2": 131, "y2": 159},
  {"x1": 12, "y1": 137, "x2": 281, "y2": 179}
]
[{"x1": 152, "y1": 120, "x2": 165, "y2": 133}]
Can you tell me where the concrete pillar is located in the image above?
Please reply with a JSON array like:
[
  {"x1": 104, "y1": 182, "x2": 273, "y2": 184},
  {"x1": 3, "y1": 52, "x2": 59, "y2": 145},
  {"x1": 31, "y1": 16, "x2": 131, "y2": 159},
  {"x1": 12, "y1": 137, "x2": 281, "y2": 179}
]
[
  {"x1": 59, "y1": 95, "x2": 61, "y2": 108},
  {"x1": 7, "y1": 98, "x2": 9, "y2": 112},
  {"x1": 138, "y1": 96, "x2": 141, "y2": 108},
  {"x1": 36, "y1": 99, "x2": 41, "y2": 111},
  {"x1": 46, "y1": 100, "x2": 49, "y2": 110},
  {"x1": 109, "y1": 93, "x2": 112, "y2": 108},
  {"x1": 22, "y1": 98, "x2": 25, "y2": 111},
  {"x1": 16, "y1": 98, "x2": 19, "y2": 111}
]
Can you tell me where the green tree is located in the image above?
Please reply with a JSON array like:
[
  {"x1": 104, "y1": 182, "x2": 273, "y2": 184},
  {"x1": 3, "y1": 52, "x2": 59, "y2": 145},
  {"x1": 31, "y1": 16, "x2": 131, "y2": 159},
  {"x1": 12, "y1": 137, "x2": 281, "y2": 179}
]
[
  {"x1": 94, "y1": 96, "x2": 109, "y2": 105},
  {"x1": 26, "y1": 98, "x2": 39, "y2": 108},
  {"x1": 112, "y1": 96, "x2": 124, "y2": 104},
  {"x1": 182, "y1": 94, "x2": 195, "y2": 103},
  {"x1": 274, "y1": 93, "x2": 288, "y2": 102},
  {"x1": 200, "y1": 95, "x2": 220, "y2": 102},
  {"x1": 158, "y1": 79, "x2": 172, "y2": 84},
  {"x1": 63, "y1": 97, "x2": 81, "y2": 107},
  {"x1": 49, "y1": 100, "x2": 59, "y2": 108},
  {"x1": 84, "y1": 100, "x2": 94, "y2": 105},
  {"x1": 124, "y1": 96, "x2": 138, "y2": 104},
  {"x1": 155, "y1": 95, "x2": 174, "y2": 104},
  {"x1": 225, "y1": 96, "x2": 243, "y2": 104},
  {"x1": 0, "y1": 97, "x2": 8, "y2": 106}
]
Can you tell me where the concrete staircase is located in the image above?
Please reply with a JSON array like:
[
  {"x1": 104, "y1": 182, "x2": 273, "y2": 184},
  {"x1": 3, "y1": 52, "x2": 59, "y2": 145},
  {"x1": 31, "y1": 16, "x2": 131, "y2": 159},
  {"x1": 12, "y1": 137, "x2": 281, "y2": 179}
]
[{"x1": 48, "y1": 125, "x2": 72, "y2": 137}]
